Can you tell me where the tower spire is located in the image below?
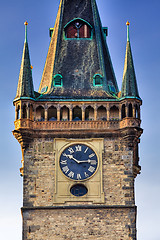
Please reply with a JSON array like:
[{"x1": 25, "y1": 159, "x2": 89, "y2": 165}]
[
  {"x1": 14, "y1": 21, "x2": 35, "y2": 101},
  {"x1": 24, "y1": 21, "x2": 28, "y2": 43},
  {"x1": 121, "y1": 22, "x2": 140, "y2": 99},
  {"x1": 39, "y1": 0, "x2": 119, "y2": 99}
]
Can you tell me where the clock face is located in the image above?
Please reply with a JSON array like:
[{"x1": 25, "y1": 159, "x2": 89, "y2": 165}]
[{"x1": 59, "y1": 144, "x2": 98, "y2": 181}]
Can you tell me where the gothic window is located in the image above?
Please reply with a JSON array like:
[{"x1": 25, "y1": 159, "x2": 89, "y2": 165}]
[
  {"x1": 128, "y1": 103, "x2": 133, "y2": 117},
  {"x1": 48, "y1": 106, "x2": 57, "y2": 121},
  {"x1": 16, "y1": 105, "x2": 20, "y2": 120},
  {"x1": 85, "y1": 106, "x2": 94, "y2": 120},
  {"x1": 110, "y1": 106, "x2": 119, "y2": 121},
  {"x1": 97, "y1": 106, "x2": 107, "y2": 120},
  {"x1": 22, "y1": 104, "x2": 27, "y2": 119},
  {"x1": 65, "y1": 19, "x2": 92, "y2": 39},
  {"x1": 36, "y1": 106, "x2": 45, "y2": 121},
  {"x1": 122, "y1": 104, "x2": 126, "y2": 119},
  {"x1": 53, "y1": 74, "x2": 63, "y2": 87},
  {"x1": 93, "y1": 74, "x2": 103, "y2": 86},
  {"x1": 73, "y1": 106, "x2": 82, "y2": 121},
  {"x1": 60, "y1": 106, "x2": 69, "y2": 121}
]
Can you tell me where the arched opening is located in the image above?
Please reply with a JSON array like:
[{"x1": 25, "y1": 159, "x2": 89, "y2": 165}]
[
  {"x1": 128, "y1": 103, "x2": 133, "y2": 117},
  {"x1": 29, "y1": 104, "x2": 34, "y2": 120},
  {"x1": 36, "y1": 106, "x2": 45, "y2": 121},
  {"x1": 110, "y1": 106, "x2": 119, "y2": 120},
  {"x1": 97, "y1": 106, "x2": 107, "y2": 120},
  {"x1": 60, "y1": 106, "x2": 69, "y2": 121},
  {"x1": 22, "y1": 104, "x2": 27, "y2": 119},
  {"x1": 48, "y1": 106, "x2": 57, "y2": 121},
  {"x1": 85, "y1": 106, "x2": 94, "y2": 120},
  {"x1": 135, "y1": 104, "x2": 139, "y2": 119},
  {"x1": 73, "y1": 106, "x2": 82, "y2": 121},
  {"x1": 121, "y1": 104, "x2": 126, "y2": 119},
  {"x1": 16, "y1": 105, "x2": 20, "y2": 120},
  {"x1": 65, "y1": 19, "x2": 92, "y2": 39}
]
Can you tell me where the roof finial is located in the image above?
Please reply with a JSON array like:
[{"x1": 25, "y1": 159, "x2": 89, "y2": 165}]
[
  {"x1": 126, "y1": 21, "x2": 130, "y2": 42},
  {"x1": 24, "y1": 21, "x2": 28, "y2": 43}
]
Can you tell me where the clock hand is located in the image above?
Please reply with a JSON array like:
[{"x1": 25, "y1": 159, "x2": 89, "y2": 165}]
[{"x1": 63, "y1": 153, "x2": 80, "y2": 163}]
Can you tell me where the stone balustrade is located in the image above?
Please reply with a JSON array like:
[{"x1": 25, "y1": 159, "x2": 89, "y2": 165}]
[{"x1": 14, "y1": 118, "x2": 141, "y2": 131}]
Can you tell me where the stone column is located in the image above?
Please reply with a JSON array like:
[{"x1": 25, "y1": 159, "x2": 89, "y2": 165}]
[
  {"x1": 82, "y1": 105, "x2": 85, "y2": 121},
  {"x1": 133, "y1": 105, "x2": 136, "y2": 118},
  {"x1": 106, "y1": 104, "x2": 110, "y2": 121},
  {"x1": 94, "y1": 104, "x2": 97, "y2": 120},
  {"x1": 57, "y1": 105, "x2": 61, "y2": 121},
  {"x1": 69, "y1": 105, "x2": 73, "y2": 121},
  {"x1": 26, "y1": 104, "x2": 30, "y2": 119},
  {"x1": 45, "y1": 105, "x2": 48, "y2": 121},
  {"x1": 20, "y1": 102, "x2": 23, "y2": 119},
  {"x1": 119, "y1": 105, "x2": 122, "y2": 120}
]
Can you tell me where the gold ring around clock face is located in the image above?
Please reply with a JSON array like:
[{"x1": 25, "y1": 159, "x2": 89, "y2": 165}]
[{"x1": 59, "y1": 144, "x2": 98, "y2": 181}]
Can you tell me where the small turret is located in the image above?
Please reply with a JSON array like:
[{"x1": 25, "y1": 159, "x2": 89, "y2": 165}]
[
  {"x1": 14, "y1": 21, "x2": 35, "y2": 101},
  {"x1": 121, "y1": 22, "x2": 140, "y2": 99}
]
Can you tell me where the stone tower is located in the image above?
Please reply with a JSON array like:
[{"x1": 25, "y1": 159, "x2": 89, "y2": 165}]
[{"x1": 13, "y1": 1, "x2": 143, "y2": 239}]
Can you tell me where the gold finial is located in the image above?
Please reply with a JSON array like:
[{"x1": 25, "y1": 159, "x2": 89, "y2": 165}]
[
  {"x1": 30, "y1": 65, "x2": 33, "y2": 70},
  {"x1": 24, "y1": 21, "x2": 28, "y2": 26},
  {"x1": 126, "y1": 21, "x2": 130, "y2": 26}
]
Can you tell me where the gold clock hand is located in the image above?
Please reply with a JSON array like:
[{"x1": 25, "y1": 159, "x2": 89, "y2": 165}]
[{"x1": 63, "y1": 154, "x2": 80, "y2": 163}]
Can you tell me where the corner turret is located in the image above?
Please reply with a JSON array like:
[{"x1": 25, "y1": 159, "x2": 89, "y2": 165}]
[{"x1": 121, "y1": 22, "x2": 140, "y2": 99}]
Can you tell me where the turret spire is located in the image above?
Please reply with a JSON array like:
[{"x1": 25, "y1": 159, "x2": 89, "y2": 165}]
[
  {"x1": 126, "y1": 21, "x2": 130, "y2": 42},
  {"x1": 24, "y1": 21, "x2": 28, "y2": 43},
  {"x1": 14, "y1": 21, "x2": 35, "y2": 101},
  {"x1": 121, "y1": 22, "x2": 140, "y2": 99}
]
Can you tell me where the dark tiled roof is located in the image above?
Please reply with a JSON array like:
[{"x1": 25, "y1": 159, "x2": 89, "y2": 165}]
[{"x1": 39, "y1": 0, "x2": 119, "y2": 100}]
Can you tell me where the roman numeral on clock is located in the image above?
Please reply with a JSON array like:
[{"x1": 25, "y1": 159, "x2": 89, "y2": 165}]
[
  {"x1": 88, "y1": 166, "x2": 95, "y2": 173},
  {"x1": 77, "y1": 174, "x2": 81, "y2": 180},
  {"x1": 68, "y1": 147, "x2": 74, "y2": 154},
  {"x1": 60, "y1": 160, "x2": 67, "y2": 165},
  {"x1": 62, "y1": 166, "x2": 69, "y2": 174},
  {"x1": 68, "y1": 171, "x2": 74, "y2": 178},
  {"x1": 89, "y1": 153, "x2": 95, "y2": 158},
  {"x1": 75, "y1": 145, "x2": 82, "y2": 152}
]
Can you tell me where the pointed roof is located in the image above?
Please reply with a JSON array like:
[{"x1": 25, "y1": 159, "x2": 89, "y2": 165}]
[
  {"x1": 14, "y1": 21, "x2": 35, "y2": 101},
  {"x1": 39, "y1": 0, "x2": 119, "y2": 100},
  {"x1": 121, "y1": 22, "x2": 140, "y2": 99}
]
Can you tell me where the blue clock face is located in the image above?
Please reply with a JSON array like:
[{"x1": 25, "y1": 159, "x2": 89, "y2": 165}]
[{"x1": 59, "y1": 144, "x2": 98, "y2": 181}]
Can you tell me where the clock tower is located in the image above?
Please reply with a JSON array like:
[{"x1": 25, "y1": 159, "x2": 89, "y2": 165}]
[{"x1": 13, "y1": 1, "x2": 143, "y2": 239}]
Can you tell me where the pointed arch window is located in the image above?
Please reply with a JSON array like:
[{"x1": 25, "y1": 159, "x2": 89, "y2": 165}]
[{"x1": 64, "y1": 19, "x2": 92, "y2": 39}]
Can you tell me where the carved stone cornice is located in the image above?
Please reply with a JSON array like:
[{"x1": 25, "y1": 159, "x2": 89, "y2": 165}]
[{"x1": 12, "y1": 129, "x2": 33, "y2": 150}]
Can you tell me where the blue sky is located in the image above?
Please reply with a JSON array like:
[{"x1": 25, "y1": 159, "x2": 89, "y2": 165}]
[{"x1": 0, "y1": 0, "x2": 160, "y2": 239}]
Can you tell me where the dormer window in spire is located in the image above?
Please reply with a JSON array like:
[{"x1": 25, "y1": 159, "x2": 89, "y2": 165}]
[
  {"x1": 53, "y1": 74, "x2": 63, "y2": 87},
  {"x1": 93, "y1": 74, "x2": 103, "y2": 87},
  {"x1": 64, "y1": 19, "x2": 92, "y2": 39}
]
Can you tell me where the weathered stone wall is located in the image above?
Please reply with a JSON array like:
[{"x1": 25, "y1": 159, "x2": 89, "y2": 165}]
[
  {"x1": 23, "y1": 137, "x2": 135, "y2": 207},
  {"x1": 22, "y1": 207, "x2": 136, "y2": 240},
  {"x1": 22, "y1": 136, "x2": 136, "y2": 239}
]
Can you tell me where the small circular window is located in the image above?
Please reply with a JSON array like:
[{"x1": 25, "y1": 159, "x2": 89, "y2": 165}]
[{"x1": 70, "y1": 184, "x2": 88, "y2": 197}]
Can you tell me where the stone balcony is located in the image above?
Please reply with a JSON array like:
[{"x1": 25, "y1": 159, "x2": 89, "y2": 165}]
[{"x1": 14, "y1": 118, "x2": 141, "y2": 131}]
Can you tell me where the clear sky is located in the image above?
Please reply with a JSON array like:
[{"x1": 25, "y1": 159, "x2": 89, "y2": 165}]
[{"x1": 0, "y1": 0, "x2": 160, "y2": 239}]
